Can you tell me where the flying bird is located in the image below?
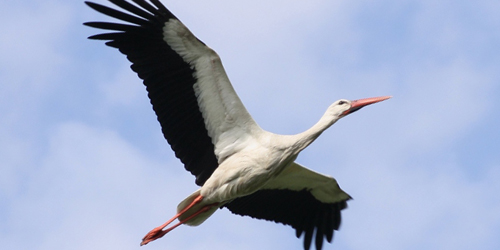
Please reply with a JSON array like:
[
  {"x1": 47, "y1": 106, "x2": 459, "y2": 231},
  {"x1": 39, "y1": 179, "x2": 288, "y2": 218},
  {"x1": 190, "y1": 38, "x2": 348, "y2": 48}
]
[{"x1": 84, "y1": 1, "x2": 390, "y2": 249}]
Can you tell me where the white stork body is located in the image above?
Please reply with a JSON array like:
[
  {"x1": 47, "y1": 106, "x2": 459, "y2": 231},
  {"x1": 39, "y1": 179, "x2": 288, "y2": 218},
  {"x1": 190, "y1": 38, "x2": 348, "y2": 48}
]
[{"x1": 84, "y1": 1, "x2": 390, "y2": 250}]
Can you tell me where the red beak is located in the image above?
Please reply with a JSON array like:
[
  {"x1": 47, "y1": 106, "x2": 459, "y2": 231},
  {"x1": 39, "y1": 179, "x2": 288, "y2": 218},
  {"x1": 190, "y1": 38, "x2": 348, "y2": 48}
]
[{"x1": 342, "y1": 96, "x2": 392, "y2": 116}]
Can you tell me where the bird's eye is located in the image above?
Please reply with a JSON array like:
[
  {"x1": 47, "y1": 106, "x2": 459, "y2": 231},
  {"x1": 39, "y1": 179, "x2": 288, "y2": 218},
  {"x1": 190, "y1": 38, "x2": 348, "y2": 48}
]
[{"x1": 338, "y1": 100, "x2": 347, "y2": 105}]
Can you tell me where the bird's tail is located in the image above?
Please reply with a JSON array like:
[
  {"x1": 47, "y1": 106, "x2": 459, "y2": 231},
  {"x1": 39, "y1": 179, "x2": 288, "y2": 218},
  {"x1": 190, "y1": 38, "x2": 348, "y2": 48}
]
[{"x1": 177, "y1": 189, "x2": 219, "y2": 226}]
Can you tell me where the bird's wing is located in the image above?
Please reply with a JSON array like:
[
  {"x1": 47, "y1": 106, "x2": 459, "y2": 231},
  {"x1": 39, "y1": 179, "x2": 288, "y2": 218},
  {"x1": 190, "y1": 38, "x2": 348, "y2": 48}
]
[
  {"x1": 223, "y1": 162, "x2": 351, "y2": 250},
  {"x1": 84, "y1": 0, "x2": 261, "y2": 185}
]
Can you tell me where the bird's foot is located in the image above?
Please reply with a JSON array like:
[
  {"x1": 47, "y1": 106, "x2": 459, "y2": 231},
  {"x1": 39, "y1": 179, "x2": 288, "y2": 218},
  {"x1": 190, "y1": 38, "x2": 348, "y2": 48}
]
[
  {"x1": 140, "y1": 195, "x2": 205, "y2": 246},
  {"x1": 141, "y1": 226, "x2": 168, "y2": 246},
  {"x1": 140, "y1": 201, "x2": 219, "y2": 246}
]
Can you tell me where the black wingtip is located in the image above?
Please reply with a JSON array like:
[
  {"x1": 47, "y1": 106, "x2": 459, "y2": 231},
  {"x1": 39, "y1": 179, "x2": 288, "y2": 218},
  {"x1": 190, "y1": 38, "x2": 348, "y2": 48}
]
[
  {"x1": 150, "y1": 0, "x2": 168, "y2": 12},
  {"x1": 315, "y1": 231, "x2": 324, "y2": 250},
  {"x1": 87, "y1": 33, "x2": 116, "y2": 40},
  {"x1": 84, "y1": 1, "x2": 102, "y2": 12},
  {"x1": 303, "y1": 229, "x2": 313, "y2": 250},
  {"x1": 296, "y1": 228, "x2": 303, "y2": 238}
]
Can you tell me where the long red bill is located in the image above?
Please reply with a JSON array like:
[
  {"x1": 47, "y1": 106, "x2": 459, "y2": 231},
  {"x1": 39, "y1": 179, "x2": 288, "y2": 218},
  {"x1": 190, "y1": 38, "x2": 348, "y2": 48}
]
[{"x1": 342, "y1": 96, "x2": 391, "y2": 116}]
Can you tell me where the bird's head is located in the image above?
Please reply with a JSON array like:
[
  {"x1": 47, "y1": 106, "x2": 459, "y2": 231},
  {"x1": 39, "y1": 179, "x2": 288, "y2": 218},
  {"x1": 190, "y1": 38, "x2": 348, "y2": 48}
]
[{"x1": 327, "y1": 96, "x2": 392, "y2": 121}]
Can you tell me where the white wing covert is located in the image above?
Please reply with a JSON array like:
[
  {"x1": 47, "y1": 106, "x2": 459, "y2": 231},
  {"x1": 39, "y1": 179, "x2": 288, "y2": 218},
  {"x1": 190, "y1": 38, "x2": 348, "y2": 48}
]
[
  {"x1": 161, "y1": 19, "x2": 262, "y2": 162},
  {"x1": 84, "y1": 0, "x2": 260, "y2": 185}
]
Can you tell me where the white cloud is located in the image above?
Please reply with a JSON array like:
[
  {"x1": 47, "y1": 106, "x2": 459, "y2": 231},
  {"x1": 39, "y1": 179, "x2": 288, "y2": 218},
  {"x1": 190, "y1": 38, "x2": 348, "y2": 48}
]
[
  {"x1": 1, "y1": 121, "x2": 187, "y2": 249},
  {"x1": 1, "y1": 0, "x2": 500, "y2": 250},
  {"x1": 0, "y1": 0, "x2": 74, "y2": 202},
  {"x1": 337, "y1": 159, "x2": 500, "y2": 250},
  {"x1": 0, "y1": 1, "x2": 72, "y2": 93}
]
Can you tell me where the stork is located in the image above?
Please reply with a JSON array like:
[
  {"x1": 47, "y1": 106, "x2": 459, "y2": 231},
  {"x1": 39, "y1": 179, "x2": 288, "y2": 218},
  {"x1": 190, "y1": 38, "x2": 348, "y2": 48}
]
[{"x1": 84, "y1": 1, "x2": 390, "y2": 249}]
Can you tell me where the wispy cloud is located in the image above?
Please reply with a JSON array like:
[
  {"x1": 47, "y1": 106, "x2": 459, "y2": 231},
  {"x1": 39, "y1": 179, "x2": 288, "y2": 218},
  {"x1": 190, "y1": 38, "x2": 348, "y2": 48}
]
[{"x1": 1, "y1": 0, "x2": 499, "y2": 250}]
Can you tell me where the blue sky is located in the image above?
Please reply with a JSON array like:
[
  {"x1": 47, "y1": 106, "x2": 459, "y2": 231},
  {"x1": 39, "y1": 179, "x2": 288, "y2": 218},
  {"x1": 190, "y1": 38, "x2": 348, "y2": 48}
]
[{"x1": 1, "y1": 0, "x2": 499, "y2": 249}]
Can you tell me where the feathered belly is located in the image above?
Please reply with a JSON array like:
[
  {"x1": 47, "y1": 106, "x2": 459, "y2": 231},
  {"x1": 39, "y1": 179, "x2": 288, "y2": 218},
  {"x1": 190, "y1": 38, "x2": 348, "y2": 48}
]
[{"x1": 200, "y1": 151, "x2": 297, "y2": 203}]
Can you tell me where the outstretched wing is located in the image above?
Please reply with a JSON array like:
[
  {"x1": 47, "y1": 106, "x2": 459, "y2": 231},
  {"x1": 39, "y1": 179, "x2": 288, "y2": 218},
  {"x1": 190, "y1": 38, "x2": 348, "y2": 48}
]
[
  {"x1": 84, "y1": 0, "x2": 261, "y2": 185},
  {"x1": 224, "y1": 162, "x2": 351, "y2": 250}
]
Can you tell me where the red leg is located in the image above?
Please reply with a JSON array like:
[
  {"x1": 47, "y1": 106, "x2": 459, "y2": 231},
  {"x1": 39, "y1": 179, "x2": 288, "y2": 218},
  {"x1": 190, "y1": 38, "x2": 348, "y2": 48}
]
[{"x1": 140, "y1": 195, "x2": 218, "y2": 246}]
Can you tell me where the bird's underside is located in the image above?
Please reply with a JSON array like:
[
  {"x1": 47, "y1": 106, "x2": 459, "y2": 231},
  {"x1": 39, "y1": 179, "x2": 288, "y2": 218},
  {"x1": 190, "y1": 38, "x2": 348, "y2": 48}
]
[{"x1": 85, "y1": 0, "x2": 390, "y2": 249}]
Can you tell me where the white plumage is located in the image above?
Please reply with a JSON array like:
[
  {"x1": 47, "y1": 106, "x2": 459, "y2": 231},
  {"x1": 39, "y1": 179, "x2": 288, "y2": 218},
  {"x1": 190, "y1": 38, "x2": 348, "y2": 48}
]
[{"x1": 84, "y1": 1, "x2": 390, "y2": 250}]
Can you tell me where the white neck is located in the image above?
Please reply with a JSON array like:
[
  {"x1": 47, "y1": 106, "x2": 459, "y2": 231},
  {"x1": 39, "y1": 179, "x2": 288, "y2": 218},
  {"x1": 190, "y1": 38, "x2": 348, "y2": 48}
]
[{"x1": 289, "y1": 111, "x2": 339, "y2": 154}]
